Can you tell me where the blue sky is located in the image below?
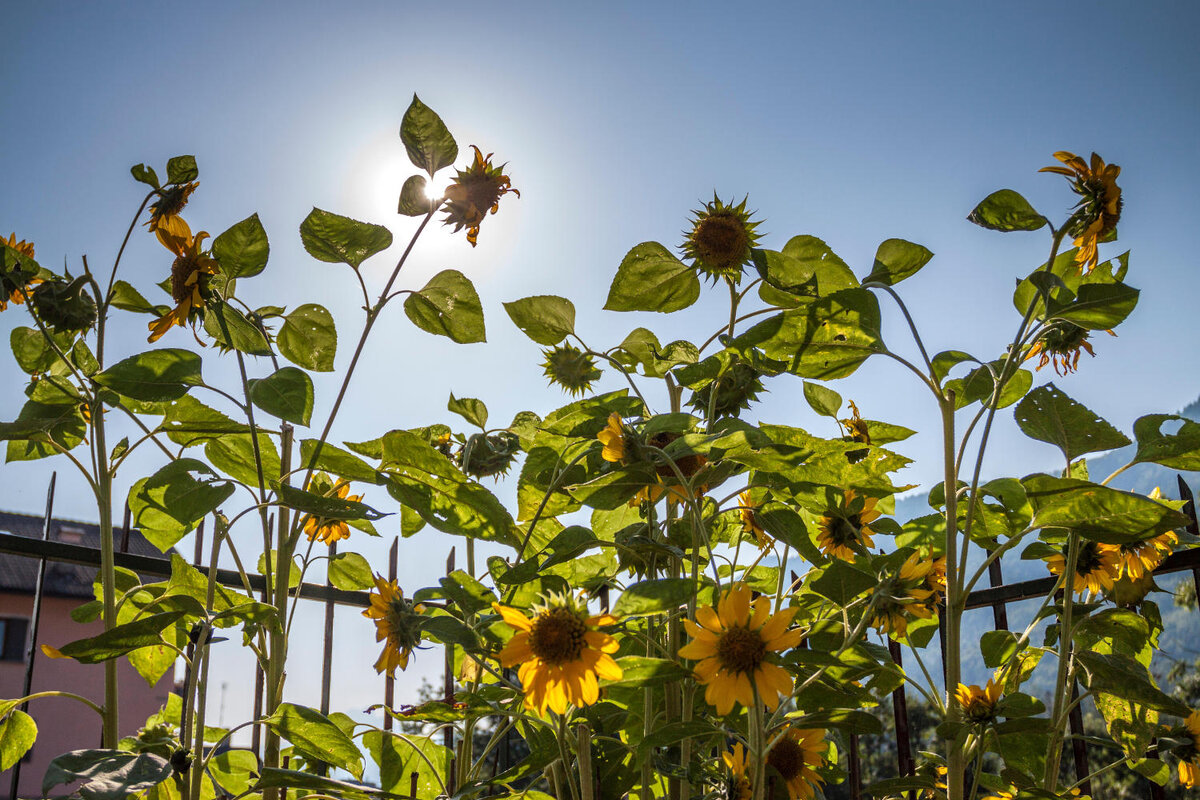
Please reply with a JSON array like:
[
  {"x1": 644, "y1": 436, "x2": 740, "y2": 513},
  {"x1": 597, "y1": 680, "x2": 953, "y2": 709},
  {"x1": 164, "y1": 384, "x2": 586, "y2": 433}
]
[{"x1": 3, "y1": 1, "x2": 1199, "y2": 746}]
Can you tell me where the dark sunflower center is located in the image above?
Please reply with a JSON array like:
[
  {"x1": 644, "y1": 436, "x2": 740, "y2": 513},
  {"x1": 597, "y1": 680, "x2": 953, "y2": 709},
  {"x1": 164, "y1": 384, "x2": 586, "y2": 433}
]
[
  {"x1": 452, "y1": 174, "x2": 505, "y2": 216},
  {"x1": 529, "y1": 607, "x2": 588, "y2": 665},
  {"x1": 716, "y1": 625, "x2": 766, "y2": 674},
  {"x1": 384, "y1": 597, "x2": 422, "y2": 648},
  {"x1": 767, "y1": 737, "x2": 804, "y2": 781},
  {"x1": 170, "y1": 255, "x2": 203, "y2": 304},
  {"x1": 830, "y1": 515, "x2": 862, "y2": 545},
  {"x1": 1076, "y1": 541, "x2": 1103, "y2": 577},
  {"x1": 1043, "y1": 322, "x2": 1089, "y2": 353},
  {"x1": 154, "y1": 184, "x2": 193, "y2": 219},
  {"x1": 692, "y1": 215, "x2": 748, "y2": 269}
]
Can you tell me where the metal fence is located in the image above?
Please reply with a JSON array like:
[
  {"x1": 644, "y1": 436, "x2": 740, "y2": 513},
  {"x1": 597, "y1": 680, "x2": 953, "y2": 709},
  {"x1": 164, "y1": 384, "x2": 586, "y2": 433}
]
[{"x1": 2, "y1": 473, "x2": 1199, "y2": 800}]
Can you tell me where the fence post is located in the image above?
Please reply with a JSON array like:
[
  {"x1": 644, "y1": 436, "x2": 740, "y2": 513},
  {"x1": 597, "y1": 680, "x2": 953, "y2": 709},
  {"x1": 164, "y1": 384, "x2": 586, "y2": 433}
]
[
  {"x1": 886, "y1": 638, "x2": 915, "y2": 796},
  {"x1": 317, "y1": 540, "x2": 338, "y2": 777}
]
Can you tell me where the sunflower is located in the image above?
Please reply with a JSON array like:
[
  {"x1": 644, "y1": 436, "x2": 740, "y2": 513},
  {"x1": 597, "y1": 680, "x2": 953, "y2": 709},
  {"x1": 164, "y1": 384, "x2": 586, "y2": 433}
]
[
  {"x1": 840, "y1": 400, "x2": 871, "y2": 463},
  {"x1": 687, "y1": 360, "x2": 765, "y2": 419},
  {"x1": 145, "y1": 181, "x2": 198, "y2": 236},
  {"x1": 301, "y1": 475, "x2": 362, "y2": 545},
  {"x1": 441, "y1": 145, "x2": 519, "y2": 247},
  {"x1": 926, "y1": 555, "x2": 947, "y2": 595},
  {"x1": 954, "y1": 677, "x2": 1003, "y2": 723},
  {"x1": 147, "y1": 219, "x2": 218, "y2": 343},
  {"x1": 1116, "y1": 488, "x2": 1179, "y2": 579},
  {"x1": 765, "y1": 726, "x2": 826, "y2": 800},
  {"x1": 739, "y1": 491, "x2": 772, "y2": 550},
  {"x1": 679, "y1": 583, "x2": 801, "y2": 715},
  {"x1": 1, "y1": 232, "x2": 41, "y2": 312},
  {"x1": 723, "y1": 742, "x2": 752, "y2": 800},
  {"x1": 1179, "y1": 709, "x2": 1200, "y2": 789},
  {"x1": 1046, "y1": 540, "x2": 1120, "y2": 598},
  {"x1": 363, "y1": 575, "x2": 425, "y2": 677},
  {"x1": 870, "y1": 553, "x2": 937, "y2": 637},
  {"x1": 1024, "y1": 322, "x2": 1115, "y2": 376},
  {"x1": 494, "y1": 593, "x2": 622, "y2": 715},
  {"x1": 816, "y1": 490, "x2": 879, "y2": 561},
  {"x1": 1040, "y1": 151, "x2": 1122, "y2": 273},
  {"x1": 597, "y1": 412, "x2": 628, "y2": 463},
  {"x1": 981, "y1": 790, "x2": 1017, "y2": 800},
  {"x1": 542, "y1": 344, "x2": 602, "y2": 396},
  {"x1": 682, "y1": 195, "x2": 762, "y2": 283}
]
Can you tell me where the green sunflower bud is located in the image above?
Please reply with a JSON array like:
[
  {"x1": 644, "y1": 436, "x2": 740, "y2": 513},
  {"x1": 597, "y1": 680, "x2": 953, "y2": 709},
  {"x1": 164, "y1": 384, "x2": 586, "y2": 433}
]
[
  {"x1": 459, "y1": 431, "x2": 520, "y2": 478},
  {"x1": 31, "y1": 276, "x2": 98, "y2": 334},
  {"x1": 542, "y1": 344, "x2": 602, "y2": 396},
  {"x1": 687, "y1": 361, "x2": 765, "y2": 419}
]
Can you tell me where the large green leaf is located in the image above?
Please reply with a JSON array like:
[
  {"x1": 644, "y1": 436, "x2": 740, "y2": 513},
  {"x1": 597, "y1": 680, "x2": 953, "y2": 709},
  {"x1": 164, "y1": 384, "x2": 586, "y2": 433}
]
[
  {"x1": 1014, "y1": 383, "x2": 1131, "y2": 463},
  {"x1": 503, "y1": 294, "x2": 576, "y2": 345},
  {"x1": 1131, "y1": 414, "x2": 1200, "y2": 470},
  {"x1": 398, "y1": 175, "x2": 433, "y2": 216},
  {"x1": 328, "y1": 551, "x2": 374, "y2": 590},
  {"x1": 966, "y1": 189, "x2": 1047, "y2": 232},
  {"x1": 400, "y1": 94, "x2": 458, "y2": 176},
  {"x1": 159, "y1": 395, "x2": 249, "y2": 447},
  {"x1": 862, "y1": 238, "x2": 933, "y2": 286},
  {"x1": 1023, "y1": 474, "x2": 1190, "y2": 543},
  {"x1": 212, "y1": 212, "x2": 269, "y2": 279},
  {"x1": 278, "y1": 303, "x2": 337, "y2": 372},
  {"x1": 276, "y1": 483, "x2": 386, "y2": 521},
  {"x1": 611, "y1": 578, "x2": 695, "y2": 617},
  {"x1": 809, "y1": 559, "x2": 876, "y2": 605},
  {"x1": 363, "y1": 730, "x2": 452, "y2": 798},
  {"x1": 47, "y1": 611, "x2": 186, "y2": 663},
  {"x1": 1075, "y1": 651, "x2": 1190, "y2": 716},
  {"x1": 0, "y1": 709, "x2": 36, "y2": 771},
  {"x1": 107, "y1": 281, "x2": 159, "y2": 315},
  {"x1": 403, "y1": 269, "x2": 485, "y2": 344},
  {"x1": 300, "y1": 438, "x2": 380, "y2": 484},
  {"x1": 166, "y1": 155, "x2": 198, "y2": 184},
  {"x1": 128, "y1": 458, "x2": 234, "y2": 550},
  {"x1": 253, "y1": 767, "x2": 409, "y2": 799},
  {"x1": 1053, "y1": 282, "x2": 1139, "y2": 330},
  {"x1": 447, "y1": 392, "x2": 488, "y2": 429},
  {"x1": 300, "y1": 208, "x2": 392, "y2": 269},
  {"x1": 203, "y1": 298, "x2": 273, "y2": 355},
  {"x1": 205, "y1": 432, "x2": 281, "y2": 486},
  {"x1": 264, "y1": 703, "x2": 363, "y2": 778},
  {"x1": 43, "y1": 750, "x2": 171, "y2": 800},
  {"x1": 94, "y1": 349, "x2": 203, "y2": 401},
  {"x1": 208, "y1": 749, "x2": 259, "y2": 795},
  {"x1": 604, "y1": 242, "x2": 699, "y2": 313},
  {"x1": 1, "y1": 399, "x2": 87, "y2": 463},
  {"x1": 249, "y1": 366, "x2": 314, "y2": 426}
]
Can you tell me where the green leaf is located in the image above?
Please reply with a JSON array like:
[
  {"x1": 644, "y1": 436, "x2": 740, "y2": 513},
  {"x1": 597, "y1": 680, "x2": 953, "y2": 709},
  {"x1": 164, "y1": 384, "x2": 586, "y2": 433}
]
[
  {"x1": 94, "y1": 349, "x2": 203, "y2": 402},
  {"x1": 400, "y1": 94, "x2": 458, "y2": 176},
  {"x1": 249, "y1": 367, "x2": 314, "y2": 426},
  {"x1": 10, "y1": 327, "x2": 56, "y2": 374},
  {"x1": 980, "y1": 630, "x2": 1019, "y2": 668},
  {"x1": 0, "y1": 709, "x2": 36, "y2": 771},
  {"x1": 278, "y1": 303, "x2": 337, "y2": 372},
  {"x1": 277, "y1": 483, "x2": 386, "y2": 521},
  {"x1": 503, "y1": 295, "x2": 576, "y2": 345},
  {"x1": 130, "y1": 164, "x2": 160, "y2": 189},
  {"x1": 611, "y1": 578, "x2": 695, "y2": 617},
  {"x1": 205, "y1": 431, "x2": 281, "y2": 486},
  {"x1": 128, "y1": 459, "x2": 234, "y2": 551},
  {"x1": 863, "y1": 238, "x2": 933, "y2": 286},
  {"x1": 0, "y1": 400, "x2": 86, "y2": 464},
  {"x1": 208, "y1": 749, "x2": 258, "y2": 795},
  {"x1": 300, "y1": 207, "x2": 392, "y2": 269},
  {"x1": 300, "y1": 439, "x2": 380, "y2": 484},
  {"x1": 50, "y1": 611, "x2": 186, "y2": 663},
  {"x1": 166, "y1": 155, "x2": 198, "y2": 184},
  {"x1": 403, "y1": 269, "x2": 486, "y2": 344},
  {"x1": 930, "y1": 350, "x2": 975, "y2": 383},
  {"x1": 258, "y1": 551, "x2": 301, "y2": 589},
  {"x1": 1053, "y1": 282, "x2": 1139, "y2": 330},
  {"x1": 786, "y1": 708, "x2": 882, "y2": 734},
  {"x1": 1132, "y1": 414, "x2": 1200, "y2": 470},
  {"x1": 108, "y1": 280, "x2": 159, "y2": 314},
  {"x1": 752, "y1": 243, "x2": 858, "y2": 307},
  {"x1": 1014, "y1": 383, "x2": 1131, "y2": 463},
  {"x1": 1024, "y1": 474, "x2": 1191, "y2": 544},
  {"x1": 810, "y1": 559, "x2": 876, "y2": 605},
  {"x1": 606, "y1": 656, "x2": 692, "y2": 687},
  {"x1": 265, "y1": 703, "x2": 363, "y2": 778},
  {"x1": 1075, "y1": 652, "x2": 1190, "y2": 716},
  {"x1": 604, "y1": 242, "x2": 699, "y2": 313},
  {"x1": 159, "y1": 395, "x2": 249, "y2": 447},
  {"x1": 212, "y1": 213, "x2": 269, "y2": 279},
  {"x1": 328, "y1": 551, "x2": 374, "y2": 590},
  {"x1": 363, "y1": 731, "x2": 451, "y2": 799},
  {"x1": 43, "y1": 749, "x2": 171, "y2": 800},
  {"x1": 447, "y1": 392, "x2": 488, "y2": 429},
  {"x1": 398, "y1": 174, "x2": 433, "y2": 216},
  {"x1": 966, "y1": 189, "x2": 1047, "y2": 232},
  {"x1": 802, "y1": 381, "x2": 842, "y2": 418},
  {"x1": 203, "y1": 298, "x2": 273, "y2": 355},
  {"x1": 253, "y1": 767, "x2": 409, "y2": 799}
]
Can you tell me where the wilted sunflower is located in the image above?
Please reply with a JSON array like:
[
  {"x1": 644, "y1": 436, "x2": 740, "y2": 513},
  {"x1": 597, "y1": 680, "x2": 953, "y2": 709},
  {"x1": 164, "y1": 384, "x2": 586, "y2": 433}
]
[
  {"x1": 840, "y1": 400, "x2": 871, "y2": 463},
  {"x1": 458, "y1": 431, "x2": 520, "y2": 478},
  {"x1": 301, "y1": 475, "x2": 362, "y2": 545},
  {"x1": 148, "y1": 219, "x2": 218, "y2": 343},
  {"x1": 363, "y1": 575, "x2": 425, "y2": 677},
  {"x1": 870, "y1": 553, "x2": 937, "y2": 637},
  {"x1": 494, "y1": 593, "x2": 622, "y2": 716},
  {"x1": 954, "y1": 678, "x2": 1003, "y2": 722},
  {"x1": 1046, "y1": 540, "x2": 1120, "y2": 598},
  {"x1": 723, "y1": 742, "x2": 752, "y2": 800},
  {"x1": 441, "y1": 145, "x2": 519, "y2": 247},
  {"x1": 816, "y1": 490, "x2": 879, "y2": 561},
  {"x1": 679, "y1": 583, "x2": 801, "y2": 715},
  {"x1": 145, "y1": 182, "x2": 198, "y2": 236},
  {"x1": 542, "y1": 344, "x2": 601, "y2": 396},
  {"x1": 765, "y1": 726, "x2": 826, "y2": 800},
  {"x1": 682, "y1": 195, "x2": 761, "y2": 283},
  {"x1": 1040, "y1": 151, "x2": 1122, "y2": 273},
  {"x1": 1, "y1": 232, "x2": 41, "y2": 312},
  {"x1": 1025, "y1": 322, "x2": 1114, "y2": 375},
  {"x1": 739, "y1": 491, "x2": 772, "y2": 549},
  {"x1": 597, "y1": 412, "x2": 629, "y2": 463},
  {"x1": 1179, "y1": 709, "x2": 1200, "y2": 789}
]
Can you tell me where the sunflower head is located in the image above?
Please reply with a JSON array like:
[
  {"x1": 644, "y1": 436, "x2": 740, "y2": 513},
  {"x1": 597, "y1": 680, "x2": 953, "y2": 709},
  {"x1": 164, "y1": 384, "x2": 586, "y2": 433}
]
[
  {"x1": 1175, "y1": 710, "x2": 1200, "y2": 789},
  {"x1": 30, "y1": 275, "x2": 98, "y2": 335},
  {"x1": 597, "y1": 412, "x2": 629, "y2": 463},
  {"x1": 441, "y1": 145, "x2": 519, "y2": 247},
  {"x1": 1046, "y1": 540, "x2": 1120, "y2": 598},
  {"x1": 148, "y1": 221, "x2": 219, "y2": 343},
  {"x1": 301, "y1": 473, "x2": 361, "y2": 545},
  {"x1": 1041, "y1": 151, "x2": 1122, "y2": 272},
  {"x1": 1, "y1": 233, "x2": 41, "y2": 312},
  {"x1": 542, "y1": 344, "x2": 602, "y2": 396},
  {"x1": 687, "y1": 361, "x2": 766, "y2": 419},
  {"x1": 723, "y1": 743, "x2": 752, "y2": 800},
  {"x1": 738, "y1": 491, "x2": 771, "y2": 550},
  {"x1": 363, "y1": 575, "x2": 426, "y2": 677},
  {"x1": 870, "y1": 552, "x2": 936, "y2": 637},
  {"x1": 816, "y1": 490, "x2": 879, "y2": 561},
  {"x1": 682, "y1": 195, "x2": 762, "y2": 283},
  {"x1": 840, "y1": 400, "x2": 871, "y2": 463},
  {"x1": 146, "y1": 182, "x2": 198, "y2": 235},
  {"x1": 954, "y1": 678, "x2": 1003, "y2": 723},
  {"x1": 765, "y1": 727, "x2": 826, "y2": 800},
  {"x1": 1024, "y1": 321, "x2": 1098, "y2": 375},
  {"x1": 458, "y1": 431, "x2": 520, "y2": 479}
]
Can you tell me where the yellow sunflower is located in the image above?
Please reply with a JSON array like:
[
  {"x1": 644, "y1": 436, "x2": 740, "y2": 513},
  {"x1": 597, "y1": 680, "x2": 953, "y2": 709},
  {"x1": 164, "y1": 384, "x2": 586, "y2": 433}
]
[
  {"x1": 363, "y1": 575, "x2": 425, "y2": 677},
  {"x1": 840, "y1": 400, "x2": 871, "y2": 463},
  {"x1": 1040, "y1": 151, "x2": 1122, "y2": 273},
  {"x1": 147, "y1": 219, "x2": 218, "y2": 343},
  {"x1": 301, "y1": 476, "x2": 362, "y2": 545},
  {"x1": 1178, "y1": 709, "x2": 1200, "y2": 789},
  {"x1": 765, "y1": 726, "x2": 826, "y2": 800},
  {"x1": 1024, "y1": 322, "x2": 1115, "y2": 376},
  {"x1": 816, "y1": 490, "x2": 879, "y2": 561},
  {"x1": 441, "y1": 145, "x2": 519, "y2": 247},
  {"x1": 981, "y1": 790, "x2": 1017, "y2": 800},
  {"x1": 1, "y1": 232, "x2": 41, "y2": 312},
  {"x1": 145, "y1": 182, "x2": 198, "y2": 236},
  {"x1": 723, "y1": 742, "x2": 752, "y2": 800},
  {"x1": 954, "y1": 677, "x2": 1003, "y2": 722},
  {"x1": 870, "y1": 553, "x2": 936, "y2": 638},
  {"x1": 597, "y1": 412, "x2": 628, "y2": 463},
  {"x1": 1046, "y1": 540, "x2": 1120, "y2": 598},
  {"x1": 494, "y1": 593, "x2": 622, "y2": 716},
  {"x1": 679, "y1": 583, "x2": 801, "y2": 715},
  {"x1": 739, "y1": 491, "x2": 772, "y2": 549}
]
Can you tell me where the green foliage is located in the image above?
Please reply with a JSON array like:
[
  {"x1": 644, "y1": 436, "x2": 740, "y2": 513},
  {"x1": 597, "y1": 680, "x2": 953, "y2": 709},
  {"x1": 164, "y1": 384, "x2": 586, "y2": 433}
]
[
  {"x1": 300, "y1": 208, "x2": 393, "y2": 269},
  {"x1": 212, "y1": 212, "x2": 269, "y2": 279},
  {"x1": 1014, "y1": 383, "x2": 1131, "y2": 462},
  {"x1": 43, "y1": 749, "x2": 171, "y2": 800},
  {"x1": 404, "y1": 269, "x2": 486, "y2": 343},
  {"x1": 249, "y1": 366, "x2": 314, "y2": 426},
  {"x1": 265, "y1": 703, "x2": 364, "y2": 778},
  {"x1": 862, "y1": 238, "x2": 934, "y2": 286},
  {"x1": 278, "y1": 302, "x2": 338, "y2": 372},
  {"x1": 967, "y1": 189, "x2": 1047, "y2": 232},
  {"x1": 0, "y1": 709, "x2": 36, "y2": 771},
  {"x1": 94, "y1": 349, "x2": 203, "y2": 401},
  {"x1": 504, "y1": 294, "x2": 576, "y2": 345},
  {"x1": 400, "y1": 94, "x2": 458, "y2": 176},
  {"x1": 604, "y1": 242, "x2": 699, "y2": 313}
]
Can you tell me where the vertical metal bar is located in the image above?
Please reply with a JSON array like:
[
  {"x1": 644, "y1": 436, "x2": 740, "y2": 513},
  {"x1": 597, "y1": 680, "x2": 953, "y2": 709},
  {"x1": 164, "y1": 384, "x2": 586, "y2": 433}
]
[
  {"x1": 192, "y1": 518, "x2": 206, "y2": 566},
  {"x1": 9, "y1": 473, "x2": 56, "y2": 800},
  {"x1": 986, "y1": 552, "x2": 1010, "y2": 631},
  {"x1": 444, "y1": 548, "x2": 456, "y2": 794},
  {"x1": 119, "y1": 502, "x2": 131, "y2": 554},
  {"x1": 181, "y1": 517, "x2": 207, "y2": 741},
  {"x1": 316, "y1": 540, "x2": 338, "y2": 777},
  {"x1": 847, "y1": 733, "x2": 862, "y2": 800},
  {"x1": 384, "y1": 537, "x2": 398, "y2": 733},
  {"x1": 1176, "y1": 476, "x2": 1200, "y2": 596},
  {"x1": 1067, "y1": 679, "x2": 1090, "y2": 795},
  {"x1": 886, "y1": 638, "x2": 915, "y2": 788},
  {"x1": 409, "y1": 771, "x2": 418, "y2": 800},
  {"x1": 252, "y1": 515, "x2": 272, "y2": 758}
]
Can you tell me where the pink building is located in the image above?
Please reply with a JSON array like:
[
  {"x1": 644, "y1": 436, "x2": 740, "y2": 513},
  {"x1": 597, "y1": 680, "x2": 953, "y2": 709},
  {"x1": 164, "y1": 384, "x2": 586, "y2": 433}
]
[{"x1": 0, "y1": 511, "x2": 176, "y2": 800}]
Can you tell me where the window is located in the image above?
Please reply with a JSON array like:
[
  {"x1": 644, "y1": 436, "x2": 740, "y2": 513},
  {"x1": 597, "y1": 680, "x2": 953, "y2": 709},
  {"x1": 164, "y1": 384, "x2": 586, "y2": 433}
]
[
  {"x1": 0, "y1": 618, "x2": 29, "y2": 661},
  {"x1": 57, "y1": 526, "x2": 85, "y2": 544}
]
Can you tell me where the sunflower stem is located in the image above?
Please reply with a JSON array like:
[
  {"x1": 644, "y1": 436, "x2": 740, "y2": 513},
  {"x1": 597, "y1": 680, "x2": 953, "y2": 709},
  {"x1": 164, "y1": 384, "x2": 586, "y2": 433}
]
[
  {"x1": 940, "y1": 393, "x2": 965, "y2": 800},
  {"x1": 1043, "y1": 532, "x2": 1080, "y2": 791}
]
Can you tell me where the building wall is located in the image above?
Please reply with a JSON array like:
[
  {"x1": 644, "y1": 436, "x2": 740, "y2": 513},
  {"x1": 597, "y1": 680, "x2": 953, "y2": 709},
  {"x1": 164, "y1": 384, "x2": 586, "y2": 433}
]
[{"x1": 0, "y1": 591, "x2": 174, "y2": 800}]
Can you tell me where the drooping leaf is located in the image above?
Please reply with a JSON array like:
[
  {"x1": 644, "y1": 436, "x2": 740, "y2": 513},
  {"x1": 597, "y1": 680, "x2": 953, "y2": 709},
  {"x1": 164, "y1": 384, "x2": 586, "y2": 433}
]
[
  {"x1": 278, "y1": 303, "x2": 337, "y2": 372},
  {"x1": 129, "y1": 164, "x2": 160, "y2": 189},
  {"x1": 94, "y1": 349, "x2": 203, "y2": 401},
  {"x1": 1053, "y1": 282, "x2": 1139, "y2": 330},
  {"x1": 604, "y1": 242, "x2": 699, "y2": 313},
  {"x1": 1014, "y1": 383, "x2": 1131, "y2": 463},
  {"x1": 398, "y1": 174, "x2": 433, "y2": 216},
  {"x1": 862, "y1": 238, "x2": 933, "y2": 286},
  {"x1": 249, "y1": 367, "x2": 314, "y2": 426},
  {"x1": 1075, "y1": 651, "x2": 1190, "y2": 716},
  {"x1": 212, "y1": 212, "x2": 269, "y2": 279},
  {"x1": 43, "y1": 749, "x2": 171, "y2": 800},
  {"x1": 300, "y1": 208, "x2": 392, "y2": 269},
  {"x1": 276, "y1": 483, "x2": 387, "y2": 521},
  {"x1": 611, "y1": 578, "x2": 696, "y2": 617},
  {"x1": 447, "y1": 393, "x2": 488, "y2": 429},
  {"x1": 1132, "y1": 414, "x2": 1200, "y2": 470},
  {"x1": 1023, "y1": 474, "x2": 1190, "y2": 543},
  {"x1": 46, "y1": 611, "x2": 186, "y2": 663},
  {"x1": 403, "y1": 269, "x2": 485, "y2": 344},
  {"x1": 265, "y1": 703, "x2": 363, "y2": 778},
  {"x1": 400, "y1": 94, "x2": 458, "y2": 176},
  {"x1": 299, "y1": 439, "x2": 380, "y2": 484},
  {"x1": 204, "y1": 298, "x2": 273, "y2": 355},
  {"x1": 327, "y1": 551, "x2": 374, "y2": 590},
  {"x1": 0, "y1": 709, "x2": 36, "y2": 771},
  {"x1": 108, "y1": 280, "x2": 159, "y2": 315},
  {"x1": 966, "y1": 189, "x2": 1047, "y2": 232},
  {"x1": 503, "y1": 295, "x2": 576, "y2": 345},
  {"x1": 802, "y1": 381, "x2": 842, "y2": 418},
  {"x1": 128, "y1": 458, "x2": 234, "y2": 550}
]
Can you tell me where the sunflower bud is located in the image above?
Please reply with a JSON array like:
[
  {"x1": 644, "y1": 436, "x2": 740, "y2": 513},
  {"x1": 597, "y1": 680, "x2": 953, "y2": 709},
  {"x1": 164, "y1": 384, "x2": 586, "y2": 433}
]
[
  {"x1": 681, "y1": 195, "x2": 761, "y2": 283},
  {"x1": 687, "y1": 361, "x2": 765, "y2": 419},
  {"x1": 458, "y1": 431, "x2": 520, "y2": 478},
  {"x1": 542, "y1": 344, "x2": 602, "y2": 396},
  {"x1": 31, "y1": 276, "x2": 98, "y2": 334}
]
